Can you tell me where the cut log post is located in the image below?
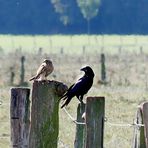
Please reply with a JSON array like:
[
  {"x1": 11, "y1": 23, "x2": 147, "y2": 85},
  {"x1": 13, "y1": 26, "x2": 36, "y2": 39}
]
[
  {"x1": 10, "y1": 88, "x2": 30, "y2": 148},
  {"x1": 85, "y1": 97, "x2": 105, "y2": 148},
  {"x1": 29, "y1": 80, "x2": 67, "y2": 148},
  {"x1": 140, "y1": 102, "x2": 148, "y2": 148},
  {"x1": 74, "y1": 103, "x2": 86, "y2": 148}
]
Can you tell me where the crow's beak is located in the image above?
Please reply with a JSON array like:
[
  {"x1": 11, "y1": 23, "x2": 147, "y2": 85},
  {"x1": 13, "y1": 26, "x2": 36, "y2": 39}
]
[{"x1": 80, "y1": 67, "x2": 86, "y2": 71}]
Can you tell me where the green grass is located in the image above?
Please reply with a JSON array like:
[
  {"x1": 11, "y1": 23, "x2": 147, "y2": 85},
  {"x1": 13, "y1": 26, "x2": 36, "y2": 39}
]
[
  {"x1": 0, "y1": 35, "x2": 148, "y2": 147},
  {"x1": 0, "y1": 35, "x2": 148, "y2": 54}
]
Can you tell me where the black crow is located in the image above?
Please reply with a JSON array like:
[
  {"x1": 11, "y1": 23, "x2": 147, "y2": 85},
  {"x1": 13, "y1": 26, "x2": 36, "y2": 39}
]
[{"x1": 60, "y1": 66, "x2": 95, "y2": 108}]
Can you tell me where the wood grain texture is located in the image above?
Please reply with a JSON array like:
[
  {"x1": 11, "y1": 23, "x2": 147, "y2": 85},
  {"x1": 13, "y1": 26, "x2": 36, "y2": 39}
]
[
  {"x1": 29, "y1": 80, "x2": 67, "y2": 148},
  {"x1": 10, "y1": 88, "x2": 30, "y2": 148}
]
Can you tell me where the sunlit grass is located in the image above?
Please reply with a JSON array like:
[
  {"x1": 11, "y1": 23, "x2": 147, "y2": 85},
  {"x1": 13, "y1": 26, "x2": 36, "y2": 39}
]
[
  {"x1": 0, "y1": 35, "x2": 148, "y2": 147},
  {"x1": 0, "y1": 35, "x2": 148, "y2": 54}
]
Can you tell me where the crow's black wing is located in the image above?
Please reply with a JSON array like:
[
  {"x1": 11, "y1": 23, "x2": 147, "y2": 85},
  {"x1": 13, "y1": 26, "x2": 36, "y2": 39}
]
[
  {"x1": 61, "y1": 76, "x2": 93, "y2": 108},
  {"x1": 69, "y1": 76, "x2": 93, "y2": 96},
  {"x1": 60, "y1": 83, "x2": 75, "y2": 100}
]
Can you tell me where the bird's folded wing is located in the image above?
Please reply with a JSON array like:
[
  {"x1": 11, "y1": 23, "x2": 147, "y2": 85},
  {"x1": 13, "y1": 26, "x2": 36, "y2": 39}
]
[
  {"x1": 36, "y1": 64, "x2": 46, "y2": 75},
  {"x1": 60, "y1": 84, "x2": 75, "y2": 99},
  {"x1": 68, "y1": 77, "x2": 89, "y2": 95}
]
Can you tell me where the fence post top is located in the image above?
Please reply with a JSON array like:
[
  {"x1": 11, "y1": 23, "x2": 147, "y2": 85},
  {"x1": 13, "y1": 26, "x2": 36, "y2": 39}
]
[
  {"x1": 11, "y1": 87, "x2": 30, "y2": 91},
  {"x1": 86, "y1": 96, "x2": 105, "y2": 100},
  {"x1": 138, "y1": 101, "x2": 148, "y2": 112},
  {"x1": 32, "y1": 80, "x2": 68, "y2": 96}
]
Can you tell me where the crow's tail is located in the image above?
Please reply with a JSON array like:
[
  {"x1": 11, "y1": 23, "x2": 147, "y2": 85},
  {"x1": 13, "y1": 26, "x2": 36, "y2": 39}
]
[
  {"x1": 61, "y1": 97, "x2": 72, "y2": 108},
  {"x1": 58, "y1": 93, "x2": 68, "y2": 102}
]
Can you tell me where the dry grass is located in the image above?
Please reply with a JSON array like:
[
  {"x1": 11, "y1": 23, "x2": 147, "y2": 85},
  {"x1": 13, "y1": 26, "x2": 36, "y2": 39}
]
[
  {"x1": 0, "y1": 35, "x2": 148, "y2": 147},
  {"x1": 0, "y1": 35, "x2": 148, "y2": 54}
]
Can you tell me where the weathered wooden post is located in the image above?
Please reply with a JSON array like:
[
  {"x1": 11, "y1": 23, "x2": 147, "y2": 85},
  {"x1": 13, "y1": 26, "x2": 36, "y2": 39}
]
[
  {"x1": 132, "y1": 107, "x2": 144, "y2": 148},
  {"x1": 140, "y1": 46, "x2": 143, "y2": 55},
  {"x1": 82, "y1": 46, "x2": 86, "y2": 55},
  {"x1": 60, "y1": 47, "x2": 64, "y2": 55},
  {"x1": 140, "y1": 102, "x2": 148, "y2": 148},
  {"x1": 49, "y1": 38, "x2": 52, "y2": 49},
  {"x1": 20, "y1": 56, "x2": 25, "y2": 85},
  {"x1": 85, "y1": 97, "x2": 105, "y2": 148},
  {"x1": 38, "y1": 47, "x2": 43, "y2": 55},
  {"x1": 100, "y1": 53, "x2": 106, "y2": 83},
  {"x1": 118, "y1": 46, "x2": 122, "y2": 54},
  {"x1": 74, "y1": 103, "x2": 86, "y2": 148},
  {"x1": 10, "y1": 66, "x2": 15, "y2": 85},
  {"x1": 29, "y1": 80, "x2": 67, "y2": 148},
  {"x1": 10, "y1": 88, "x2": 30, "y2": 148}
]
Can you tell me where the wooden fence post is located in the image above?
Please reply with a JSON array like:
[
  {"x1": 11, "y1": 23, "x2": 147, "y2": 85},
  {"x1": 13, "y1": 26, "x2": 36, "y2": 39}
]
[
  {"x1": 20, "y1": 56, "x2": 25, "y2": 85},
  {"x1": 74, "y1": 103, "x2": 86, "y2": 148},
  {"x1": 82, "y1": 46, "x2": 86, "y2": 55},
  {"x1": 100, "y1": 53, "x2": 106, "y2": 83},
  {"x1": 29, "y1": 80, "x2": 67, "y2": 148},
  {"x1": 132, "y1": 107, "x2": 144, "y2": 148},
  {"x1": 10, "y1": 88, "x2": 30, "y2": 148},
  {"x1": 140, "y1": 102, "x2": 148, "y2": 148},
  {"x1": 140, "y1": 46, "x2": 143, "y2": 55},
  {"x1": 85, "y1": 97, "x2": 105, "y2": 148},
  {"x1": 10, "y1": 66, "x2": 15, "y2": 85}
]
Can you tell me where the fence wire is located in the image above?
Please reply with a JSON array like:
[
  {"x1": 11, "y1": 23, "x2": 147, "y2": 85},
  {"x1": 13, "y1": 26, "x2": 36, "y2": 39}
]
[
  {"x1": 63, "y1": 107, "x2": 85, "y2": 125},
  {"x1": 63, "y1": 107, "x2": 144, "y2": 128},
  {"x1": 0, "y1": 101, "x2": 145, "y2": 147},
  {"x1": 63, "y1": 106, "x2": 145, "y2": 148}
]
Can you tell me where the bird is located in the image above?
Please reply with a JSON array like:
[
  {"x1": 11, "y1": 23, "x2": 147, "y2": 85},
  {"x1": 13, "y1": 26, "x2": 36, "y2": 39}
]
[
  {"x1": 29, "y1": 59, "x2": 54, "y2": 81},
  {"x1": 60, "y1": 66, "x2": 95, "y2": 108}
]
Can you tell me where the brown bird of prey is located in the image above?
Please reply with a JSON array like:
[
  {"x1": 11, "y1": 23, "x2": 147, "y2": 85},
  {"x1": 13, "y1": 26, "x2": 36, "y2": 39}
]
[{"x1": 29, "y1": 59, "x2": 54, "y2": 81}]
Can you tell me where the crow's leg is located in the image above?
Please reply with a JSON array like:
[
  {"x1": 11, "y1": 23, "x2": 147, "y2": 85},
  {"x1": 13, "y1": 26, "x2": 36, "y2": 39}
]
[
  {"x1": 76, "y1": 95, "x2": 81, "y2": 103},
  {"x1": 77, "y1": 95, "x2": 84, "y2": 104}
]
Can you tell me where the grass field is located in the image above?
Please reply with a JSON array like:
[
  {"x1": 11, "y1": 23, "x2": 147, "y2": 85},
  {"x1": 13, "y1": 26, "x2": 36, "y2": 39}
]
[
  {"x1": 0, "y1": 35, "x2": 148, "y2": 54},
  {"x1": 0, "y1": 35, "x2": 148, "y2": 148}
]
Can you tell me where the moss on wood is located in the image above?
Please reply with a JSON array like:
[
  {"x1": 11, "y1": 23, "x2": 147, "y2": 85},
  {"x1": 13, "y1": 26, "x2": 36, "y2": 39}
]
[{"x1": 29, "y1": 80, "x2": 67, "y2": 148}]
